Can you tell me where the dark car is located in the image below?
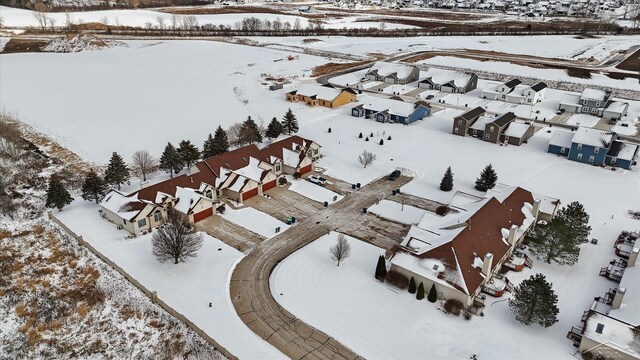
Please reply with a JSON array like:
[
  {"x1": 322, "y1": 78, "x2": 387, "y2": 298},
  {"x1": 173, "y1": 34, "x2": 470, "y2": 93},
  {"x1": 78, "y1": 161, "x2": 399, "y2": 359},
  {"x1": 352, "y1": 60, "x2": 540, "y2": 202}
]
[
  {"x1": 426, "y1": 94, "x2": 435, "y2": 100},
  {"x1": 388, "y1": 170, "x2": 401, "y2": 181}
]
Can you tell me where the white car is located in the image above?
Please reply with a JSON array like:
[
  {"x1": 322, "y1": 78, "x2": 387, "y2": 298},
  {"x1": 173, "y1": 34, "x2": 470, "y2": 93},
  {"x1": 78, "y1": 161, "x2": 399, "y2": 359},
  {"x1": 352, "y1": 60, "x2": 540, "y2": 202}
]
[{"x1": 307, "y1": 175, "x2": 327, "y2": 186}]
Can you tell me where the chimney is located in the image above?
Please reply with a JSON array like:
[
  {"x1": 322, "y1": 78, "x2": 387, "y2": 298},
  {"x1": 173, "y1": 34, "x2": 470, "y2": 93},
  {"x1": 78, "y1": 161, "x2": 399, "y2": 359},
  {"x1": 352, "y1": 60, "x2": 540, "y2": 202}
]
[
  {"x1": 140, "y1": 181, "x2": 149, "y2": 189},
  {"x1": 611, "y1": 287, "x2": 625, "y2": 310},
  {"x1": 483, "y1": 253, "x2": 494, "y2": 280},
  {"x1": 532, "y1": 200, "x2": 541, "y2": 219},
  {"x1": 628, "y1": 247, "x2": 639, "y2": 267},
  {"x1": 509, "y1": 225, "x2": 519, "y2": 248}
]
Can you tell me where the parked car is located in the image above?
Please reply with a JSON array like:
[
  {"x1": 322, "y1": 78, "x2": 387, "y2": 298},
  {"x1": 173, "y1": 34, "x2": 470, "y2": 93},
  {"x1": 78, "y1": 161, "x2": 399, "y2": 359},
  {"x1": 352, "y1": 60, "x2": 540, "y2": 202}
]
[
  {"x1": 556, "y1": 109, "x2": 565, "y2": 115},
  {"x1": 388, "y1": 170, "x2": 401, "y2": 181},
  {"x1": 307, "y1": 175, "x2": 327, "y2": 186},
  {"x1": 608, "y1": 119, "x2": 617, "y2": 125},
  {"x1": 425, "y1": 94, "x2": 435, "y2": 100}
]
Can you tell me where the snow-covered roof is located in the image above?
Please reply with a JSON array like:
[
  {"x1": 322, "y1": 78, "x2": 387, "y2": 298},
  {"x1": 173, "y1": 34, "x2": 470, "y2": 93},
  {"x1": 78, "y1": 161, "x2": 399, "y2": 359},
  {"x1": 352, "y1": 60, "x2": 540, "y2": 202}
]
[
  {"x1": 504, "y1": 122, "x2": 531, "y2": 138},
  {"x1": 282, "y1": 147, "x2": 302, "y2": 168},
  {"x1": 294, "y1": 83, "x2": 343, "y2": 101},
  {"x1": 605, "y1": 101, "x2": 629, "y2": 114},
  {"x1": 609, "y1": 258, "x2": 640, "y2": 326},
  {"x1": 616, "y1": 142, "x2": 639, "y2": 161},
  {"x1": 559, "y1": 93, "x2": 580, "y2": 106},
  {"x1": 580, "y1": 88, "x2": 608, "y2": 102},
  {"x1": 421, "y1": 68, "x2": 472, "y2": 88},
  {"x1": 470, "y1": 115, "x2": 494, "y2": 131},
  {"x1": 368, "y1": 61, "x2": 417, "y2": 79},
  {"x1": 173, "y1": 186, "x2": 206, "y2": 215},
  {"x1": 100, "y1": 190, "x2": 146, "y2": 220},
  {"x1": 571, "y1": 127, "x2": 615, "y2": 148},
  {"x1": 481, "y1": 82, "x2": 499, "y2": 95},
  {"x1": 548, "y1": 129, "x2": 575, "y2": 148},
  {"x1": 583, "y1": 312, "x2": 640, "y2": 358},
  {"x1": 233, "y1": 157, "x2": 266, "y2": 182},
  {"x1": 360, "y1": 96, "x2": 417, "y2": 117}
]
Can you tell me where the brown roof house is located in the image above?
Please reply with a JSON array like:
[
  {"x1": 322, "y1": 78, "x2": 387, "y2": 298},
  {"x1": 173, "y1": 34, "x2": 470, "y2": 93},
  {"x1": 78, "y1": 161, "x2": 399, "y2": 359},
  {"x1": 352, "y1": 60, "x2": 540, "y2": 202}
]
[
  {"x1": 386, "y1": 185, "x2": 559, "y2": 314},
  {"x1": 452, "y1": 106, "x2": 486, "y2": 137}
]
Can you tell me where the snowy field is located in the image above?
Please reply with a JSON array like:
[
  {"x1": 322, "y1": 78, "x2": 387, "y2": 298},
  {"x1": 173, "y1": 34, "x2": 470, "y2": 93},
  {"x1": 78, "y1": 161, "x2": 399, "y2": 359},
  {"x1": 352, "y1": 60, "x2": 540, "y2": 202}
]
[
  {"x1": 220, "y1": 207, "x2": 289, "y2": 238},
  {"x1": 566, "y1": 113, "x2": 601, "y2": 127},
  {"x1": 367, "y1": 199, "x2": 426, "y2": 225},
  {"x1": 53, "y1": 201, "x2": 285, "y2": 359},
  {"x1": 288, "y1": 179, "x2": 344, "y2": 204}
]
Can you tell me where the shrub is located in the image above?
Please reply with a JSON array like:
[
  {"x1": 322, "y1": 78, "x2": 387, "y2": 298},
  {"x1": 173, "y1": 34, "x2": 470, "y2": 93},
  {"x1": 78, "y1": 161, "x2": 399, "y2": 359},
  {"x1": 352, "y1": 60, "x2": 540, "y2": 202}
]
[
  {"x1": 435, "y1": 206, "x2": 450, "y2": 216},
  {"x1": 428, "y1": 284, "x2": 438, "y2": 303},
  {"x1": 443, "y1": 299, "x2": 464, "y2": 316},
  {"x1": 408, "y1": 277, "x2": 416, "y2": 294},
  {"x1": 278, "y1": 177, "x2": 287, "y2": 185},
  {"x1": 385, "y1": 269, "x2": 409, "y2": 289},
  {"x1": 416, "y1": 282, "x2": 425, "y2": 300},
  {"x1": 293, "y1": 172, "x2": 301, "y2": 179}
]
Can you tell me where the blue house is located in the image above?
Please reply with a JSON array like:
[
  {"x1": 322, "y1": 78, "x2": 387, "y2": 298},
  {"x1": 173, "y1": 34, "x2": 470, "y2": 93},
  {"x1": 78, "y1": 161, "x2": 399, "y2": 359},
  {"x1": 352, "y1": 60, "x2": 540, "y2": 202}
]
[
  {"x1": 351, "y1": 97, "x2": 431, "y2": 125},
  {"x1": 547, "y1": 129, "x2": 575, "y2": 157},
  {"x1": 567, "y1": 128, "x2": 616, "y2": 166},
  {"x1": 605, "y1": 141, "x2": 639, "y2": 170}
]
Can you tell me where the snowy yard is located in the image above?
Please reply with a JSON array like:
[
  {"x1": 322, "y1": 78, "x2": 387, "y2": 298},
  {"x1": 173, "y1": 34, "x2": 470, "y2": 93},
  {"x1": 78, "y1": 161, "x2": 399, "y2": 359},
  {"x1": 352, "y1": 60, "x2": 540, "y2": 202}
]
[
  {"x1": 288, "y1": 179, "x2": 344, "y2": 204},
  {"x1": 220, "y1": 207, "x2": 289, "y2": 238},
  {"x1": 367, "y1": 199, "x2": 426, "y2": 225},
  {"x1": 565, "y1": 113, "x2": 601, "y2": 128},
  {"x1": 53, "y1": 201, "x2": 285, "y2": 359}
]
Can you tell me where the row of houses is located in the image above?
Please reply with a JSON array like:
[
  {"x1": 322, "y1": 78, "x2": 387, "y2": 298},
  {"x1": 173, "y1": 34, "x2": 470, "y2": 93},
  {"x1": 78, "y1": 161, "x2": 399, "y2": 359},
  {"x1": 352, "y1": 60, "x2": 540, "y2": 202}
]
[
  {"x1": 559, "y1": 88, "x2": 629, "y2": 121},
  {"x1": 481, "y1": 79, "x2": 547, "y2": 105},
  {"x1": 351, "y1": 96, "x2": 432, "y2": 124},
  {"x1": 567, "y1": 231, "x2": 640, "y2": 360},
  {"x1": 362, "y1": 62, "x2": 478, "y2": 94},
  {"x1": 452, "y1": 107, "x2": 536, "y2": 146},
  {"x1": 100, "y1": 136, "x2": 321, "y2": 235},
  {"x1": 548, "y1": 127, "x2": 639, "y2": 170},
  {"x1": 386, "y1": 185, "x2": 560, "y2": 312}
]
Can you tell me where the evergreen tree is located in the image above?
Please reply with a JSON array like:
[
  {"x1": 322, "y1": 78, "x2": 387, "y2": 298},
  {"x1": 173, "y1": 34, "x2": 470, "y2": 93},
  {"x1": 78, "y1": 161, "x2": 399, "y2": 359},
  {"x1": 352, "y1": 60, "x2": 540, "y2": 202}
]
[
  {"x1": 177, "y1": 140, "x2": 200, "y2": 168},
  {"x1": 557, "y1": 201, "x2": 591, "y2": 244},
  {"x1": 211, "y1": 126, "x2": 229, "y2": 156},
  {"x1": 387, "y1": 136, "x2": 391, "y2": 140},
  {"x1": 281, "y1": 108, "x2": 299, "y2": 135},
  {"x1": 416, "y1": 282, "x2": 425, "y2": 300},
  {"x1": 408, "y1": 277, "x2": 417, "y2": 294},
  {"x1": 81, "y1": 169, "x2": 107, "y2": 204},
  {"x1": 359, "y1": 132, "x2": 363, "y2": 139},
  {"x1": 239, "y1": 116, "x2": 263, "y2": 145},
  {"x1": 328, "y1": 127, "x2": 332, "y2": 133},
  {"x1": 202, "y1": 133, "x2": 216, "y2": 159},
  {"x1": 46, "y1": 175, "x2": 73, "y2": 211},
  {"x1": 440, "y1": 166, "x2": 454, "y2": 192},
  {"x1": 475, "y1": 164, "x2": 498, "y2": 192},
  {"x1": 104, "y1": 152, "x2": 130, "y2": 190},
  {"x1": 375, "y1": 255, "x2": 387, "y2": 280},
  {"x1": 265, "y1": 117, "x2": 284, "y2": 140},
  {"x1": 527, "y1": 217, "x2": 581, "y2": 265},
  {"x1": 509, "y1": 273, "x2": 559, "y2": 327},
  {"x1": 428, "y1": 284, "x2": 437, "y2": 303},
  {"x1": 379, "y1": 139, "x2": 384, "y2": 145},
  {"x1": 159, "y1": 142, "x2": 183, "y2": 178}
]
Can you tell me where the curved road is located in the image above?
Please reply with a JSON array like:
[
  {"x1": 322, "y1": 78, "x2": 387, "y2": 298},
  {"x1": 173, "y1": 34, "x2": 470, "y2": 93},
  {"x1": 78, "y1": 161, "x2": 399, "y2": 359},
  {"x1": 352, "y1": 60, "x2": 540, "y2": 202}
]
[{"x1": 229, "y1": 175, "x2": 412, "y2": 359}]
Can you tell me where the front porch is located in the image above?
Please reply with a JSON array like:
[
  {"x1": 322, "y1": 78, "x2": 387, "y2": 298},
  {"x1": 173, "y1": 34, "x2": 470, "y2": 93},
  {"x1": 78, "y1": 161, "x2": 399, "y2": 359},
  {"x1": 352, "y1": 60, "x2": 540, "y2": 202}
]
[
  {"x1": 599, "y1": 259, "x2": 626, "y2": 282},
  {"x1": 503, "y1": 252, "x2": 534, "y2": 272},
  {"x1": 481, "y1": 274, "x2": 513, "y2": 297},
  {"x1": 614, "y1": 231, "x2": 638, "y2": 258}
]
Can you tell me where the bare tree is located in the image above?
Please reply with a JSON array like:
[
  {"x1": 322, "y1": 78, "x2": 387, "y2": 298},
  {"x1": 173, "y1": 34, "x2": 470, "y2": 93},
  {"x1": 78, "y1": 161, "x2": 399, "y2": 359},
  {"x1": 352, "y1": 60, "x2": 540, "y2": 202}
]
[
  {"x1": 293, "y1": 18, "x2": 302, "y2": 30},
  {"x1": 182, "y1": 15, "x2": 198, "y2": 30},
  {"x1": 329, "y1": 234, "x2": 351, "y2": 266},
  {"x1": 64, "y1": 12, "x2": 75, "y2": 29},
  {"x1": 171, "y1": 14, "x2": 179, "y2": 29},
  {"x1": 131, "y1": 150, "x2": 158, "y2": 182},
  {"x1": 32, "y1": 1, "x2": 51, "y2": 30},
  {"x1": 100, "y1": 16, "x2": 109, "y2": 26},
  {"x1": 227, "y1": 122, "x2": 243, "y2": 147},
  {"x1": 0, "y1": 15, "x2": 5, "y2": 28},
  {"x1": 156, "y1": 16, "x2": 166, "y2": 30},
  {"x1": 358, "y1": 150, "x2": 376, "y2": 168},
  {"x1": 152, "y1": 211, "x2": 203, "y2": 264}
]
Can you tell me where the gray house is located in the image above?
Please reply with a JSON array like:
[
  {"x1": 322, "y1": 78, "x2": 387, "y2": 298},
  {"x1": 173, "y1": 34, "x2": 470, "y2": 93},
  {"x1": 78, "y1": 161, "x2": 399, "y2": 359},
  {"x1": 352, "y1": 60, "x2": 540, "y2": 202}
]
[
  {"x1": 364, "y1": 62, "x2": 420, "y2": 85},
  {"x1": 419, "y1": 68, "x2": 478, "y2": 94}
]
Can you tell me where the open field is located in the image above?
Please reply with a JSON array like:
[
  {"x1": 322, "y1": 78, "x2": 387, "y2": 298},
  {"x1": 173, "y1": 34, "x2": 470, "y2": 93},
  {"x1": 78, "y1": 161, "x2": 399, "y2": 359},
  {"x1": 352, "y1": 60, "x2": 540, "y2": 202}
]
[{"x1": 617, "y1": 48, "x2": 640, "y2": 72}]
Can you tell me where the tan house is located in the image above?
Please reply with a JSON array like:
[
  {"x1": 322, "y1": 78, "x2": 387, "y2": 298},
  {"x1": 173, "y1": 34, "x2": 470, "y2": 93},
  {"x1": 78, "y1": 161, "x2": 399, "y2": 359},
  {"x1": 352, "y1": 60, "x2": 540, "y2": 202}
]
[{"x1": 286, "y1": 83, "x2": 356, "y2": 108}]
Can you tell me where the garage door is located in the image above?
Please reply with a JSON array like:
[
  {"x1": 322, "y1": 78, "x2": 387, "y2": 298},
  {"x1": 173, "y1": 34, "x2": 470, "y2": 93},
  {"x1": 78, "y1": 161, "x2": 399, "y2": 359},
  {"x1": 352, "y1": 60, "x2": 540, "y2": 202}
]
[
  {"x1": 242, "y1": 187, "x2": 259, "y2": 201},
  {"x1": 262, "y1": 179, "x2": 276, "y2": 192},
  {"x1": 193, "y1": 207, "x2": 213, "y2": 223},
  {"x1": 299, "y1": 164, "x2": 312, "y2": 175}
]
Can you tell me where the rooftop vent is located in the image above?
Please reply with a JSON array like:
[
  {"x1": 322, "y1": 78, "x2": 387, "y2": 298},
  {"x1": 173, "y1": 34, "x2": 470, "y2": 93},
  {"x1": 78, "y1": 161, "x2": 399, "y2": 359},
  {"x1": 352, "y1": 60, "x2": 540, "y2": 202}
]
[
  {"x1": 595, "y1": 323, "x2": 604, "y2": 334},
  {"x1": 433, "y1": 264, "x2": 439, "y2": 271}
]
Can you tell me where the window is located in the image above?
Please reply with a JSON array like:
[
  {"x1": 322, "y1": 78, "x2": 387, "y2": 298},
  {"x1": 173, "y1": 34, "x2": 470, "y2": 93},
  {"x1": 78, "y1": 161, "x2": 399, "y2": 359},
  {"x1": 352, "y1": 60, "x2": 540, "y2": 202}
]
[
  {"x1": 594, "y1": 147, "x2": 599, "y2": 154},
  {"x1": 137, "y1": 218, "x2": 147, "y2": 228},
  {"x1": 589, "y1": 155, "x2": 595, "y2": 162},
  {"x1": 611, "y1": 157, "x2": 617, "y2": 164},
  {"x1": 577, "y1": 153, "x2": 583, "y2": 160},
  {"x1": 577, "y1": 144, "x2": 583, "y2": 150},
  {"x1": 154, "y1": 212, "x2": 163, "y2": 222},
  {"x1": 454, "y1": 127, "x2": 459, "y2": 134},
  {"x1": 595, "y1": 101, "x2": 600, "y2": 107},
  {"x1": 275, "y1": 162, "x2": 281, "y2": 172},
  {"x1": 457, "y1": 119, "x2": 462, "y2": 125},
  {"x1": 485, "y1": 134, "x2": 490, "y2": 140},
  {"x1": 582, "y1": 106, "x2": 589, "y2": 113},
  {"x1": 473, "y1": 129, "x2": 477, "y2": 135},
  {"x1": 560, "y1": 147, "x2": 566, "y2": 154},
  {"x1": 490, "y1": 126, "x2": 495, "y2": 132}
]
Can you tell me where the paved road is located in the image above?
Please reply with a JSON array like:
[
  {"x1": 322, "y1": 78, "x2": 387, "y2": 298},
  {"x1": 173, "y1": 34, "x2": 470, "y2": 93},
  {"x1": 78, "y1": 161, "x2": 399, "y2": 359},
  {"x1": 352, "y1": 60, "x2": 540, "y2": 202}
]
[{"x1": 229, "y1": 175, "x2": 412, "y2": 360}]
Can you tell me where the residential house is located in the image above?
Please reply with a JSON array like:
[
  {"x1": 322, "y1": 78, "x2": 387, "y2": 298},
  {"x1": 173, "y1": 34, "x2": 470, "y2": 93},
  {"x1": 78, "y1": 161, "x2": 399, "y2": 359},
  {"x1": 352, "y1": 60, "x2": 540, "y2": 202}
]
[
  {"x1": 364, "y1": 61, "x2": 421, "y2": 85},
  {"x1": 100, "y1": 191, "x2": 163, "y2": 234},
  {"x1": 451, "y1": 106, "x2": 486, "y2": 136},
  {"x1": 605, "y1": 140, "x2": 639, "y2": 170},
  {"x1": 481, "y1": 112, "x2": 517, "y2": 144},
  {"x1": 418, "y1": 68, "x2": 478, "y2": 94},
  {"x1": 351, "y1": 96, "x2": 432, "y2": 124},
  {"x1": 387, "y1": 186, "x2": 557, "y2": 310},
  {"x1": 482, "y1": 80, "x2": 547, "y2": 104},
  {"x1": 602, "y1": 101, "x2": 629, "y2": 121},
  {"x1": 286, "y1": 83, "x2": 357, "y2": 108},
  {"x1": 558, "y1": 88, "x2": 629, "y2": 119},
  {"x1": 502, "y1": 121, "x2": 536, "y2": 146},
  {"x1": 481, "y1": 79, "x2": 521, "y2": 100},
  {"x1": 547, "y1": 129, "x2": 575, "y2": 157}
]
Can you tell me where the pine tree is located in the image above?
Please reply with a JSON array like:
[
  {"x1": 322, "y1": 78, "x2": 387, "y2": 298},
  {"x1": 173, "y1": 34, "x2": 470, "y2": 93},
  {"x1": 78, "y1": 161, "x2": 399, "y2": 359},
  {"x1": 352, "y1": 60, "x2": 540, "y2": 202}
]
[
  {"x1": 239, "y1": 116, "x2": 263, "y2": 145},
  {"x1": 408, "y1": 277, "x2": 417, "y2": 294},
  {"x1": 509, "y1": 273, "x2": 559, "y2": 327},
  {"x1": 159, "y1": 142, "x2": 183, "y2": 178},
  {"x1": 428, "y1": 284, "x2": 437, "y2": 303},
  {"x1": 46, "y1": 175, "x2": 73, "y2": 211},
  {"x1": 104, "y1": 152, "x2": 130, "y2": 190},
  {"x1": 387, "y1": 136, "x2": 392, "y2": 140},
  {"x1": 375, "y1": 255, "x2": 387, "y2": 280},
  {"x1": 202, "y1": 133, "x2": 216, "y2": 159},
  {"x1": 557, "y1": 201, "x2": 591, "y2": 244},
  {"x1": 81, "y1": 169, "x2": 107, "y2": 204},
  {"x1": 440, "y1": 166, "x2": 454, "y2": 192},
  {"x1": 177, "y1": 140, "x2": 200, "y2": 168},
  {"x1": 265, "y1": 117, "x2": 284, "y2": 140},
  {"x1": 359, "y1": 132, "x2": 363, "y2": 138},
  {"x1": 527, "y1": 216, "x2": 581, "y2": 265},
  {"x1": 281, "y1": 108, "x2": 299, "y2": 135},
  {"x1": 365, "y1": 137, "x2": 369, "y2": 142},
  {"x1": 328, "y1": 127, "x2": 332, "y2": 133},
  {"x1": 475, "y1": 164, "x2": 498, "y2": 192},
  {"x1": 211, "y1": 126, "x2": 229, "y2": 156},
  {"x1": 379, "y1": 139, "x2": 384, "y2": 145},
  {"x1": 416, "y1": 282, "x2": 425, "y2": 300}
]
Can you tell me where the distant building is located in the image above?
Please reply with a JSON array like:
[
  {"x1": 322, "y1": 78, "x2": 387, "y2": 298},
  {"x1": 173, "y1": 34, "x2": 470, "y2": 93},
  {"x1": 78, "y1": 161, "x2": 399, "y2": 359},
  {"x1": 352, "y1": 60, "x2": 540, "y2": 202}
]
[
  {"x1": 452, "y1": 106, "x2": 486, "y2": 137},
  {"x1": 418, "y1": 68, "x2": 478, "y2": 94},
  {"x1": 559, "y1": 88, "x2": 628, "y2": 120},
  {"x1": 453, "y1": 109, "x2": 534, "y2": 146},
  {"x1": 482, "y1": 80, "x2": 547, "y2": 104},
  {"x1": 547, "y1": 128, "x2": 639, "y2": 169},
  {"x1": 352, "y1": 97, "x2": 431, "y2": 124},
  {"x1": 364, "y1": 61, "x2": 421, "y2": 85},
  {"x1": 286, "y1": 84, "x2": 357, "y2": 108}
]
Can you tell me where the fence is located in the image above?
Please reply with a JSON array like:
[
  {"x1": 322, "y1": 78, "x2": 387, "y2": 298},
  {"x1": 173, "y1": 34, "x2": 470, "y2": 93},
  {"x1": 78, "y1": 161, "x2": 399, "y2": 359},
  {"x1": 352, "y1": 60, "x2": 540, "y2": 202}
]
[{"x1": 48, "y1": 211, "x2": 238, "y2": 360}]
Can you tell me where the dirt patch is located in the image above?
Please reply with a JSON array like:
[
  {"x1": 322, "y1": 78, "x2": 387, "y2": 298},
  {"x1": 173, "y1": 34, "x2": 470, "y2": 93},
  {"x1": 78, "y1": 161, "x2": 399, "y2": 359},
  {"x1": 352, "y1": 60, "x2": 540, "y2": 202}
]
[
  {"x1": 565, "y1": 67, "x2": 592, "y2": 79},
  {"x1": 312, "y1": 60, "x2": 373, "y2": 77},
  {"x1": 302, "y1": 38, "x2": 323, "y2": 44},
  {"x1": 1, "y1": 38, "x2": 50, "y2": 54},
  {"x1": 617, "y1": 49, "x2": 640, "y2": 72}
]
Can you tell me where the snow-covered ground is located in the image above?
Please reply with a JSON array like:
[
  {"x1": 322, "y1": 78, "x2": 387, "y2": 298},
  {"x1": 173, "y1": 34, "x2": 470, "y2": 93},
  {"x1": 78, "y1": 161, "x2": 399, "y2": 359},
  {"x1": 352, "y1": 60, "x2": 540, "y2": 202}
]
[
  {"x1": 53, "y1": 200, "x2": 285, "y2": 359},
  {"x1": 367, "y1": 199, "x2": 426, "y2": 225},
  {"x1": 288, "y1": 179, "x2": 344, "y2": 204},
  {"x1": 220, "y1": 206, "x2": 289, "y2": 238},
  {"x1": 566, "y1": 113, "x2": 601, "y2": 127}
]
